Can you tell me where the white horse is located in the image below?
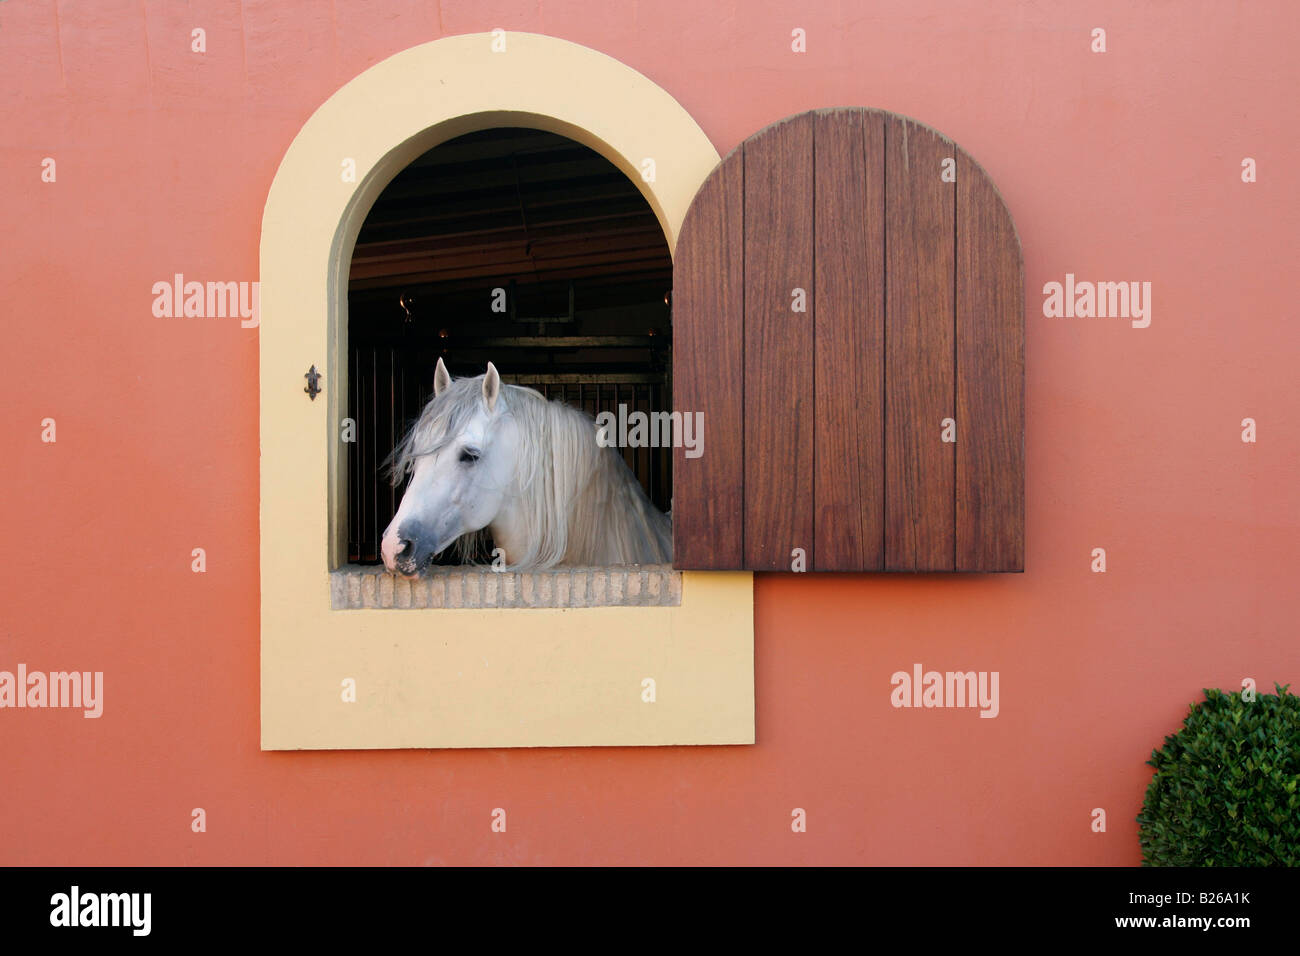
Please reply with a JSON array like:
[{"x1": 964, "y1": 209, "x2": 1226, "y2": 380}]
[{"x1": 380, "y1": 359, "x2": 672, "y2": 575}]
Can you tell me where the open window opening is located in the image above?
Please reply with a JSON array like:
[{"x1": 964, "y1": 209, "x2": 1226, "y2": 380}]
[{"x1": 345, "y1": 127, "x2": 674, "y2": 571}]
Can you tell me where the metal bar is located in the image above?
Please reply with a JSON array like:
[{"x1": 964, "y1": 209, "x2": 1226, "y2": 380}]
[
  {"x1": 507, "y1": 315, "x2": 576, "y2": 325},
  {"x1": 501, "y1": 373, "x2": 666, "y2": 385},
  {"x1": 349, "y1": 343, "x2": 359, "y2": 561},
  {"x1": 388, "y1": 348, "x2": 396, "y2": 532},
  {"x1": 370, "y1": 348, "x2": 378, "y2": 562},
  {"x1": 444, "y1": 336, "x2": 663, "y2": 348}
]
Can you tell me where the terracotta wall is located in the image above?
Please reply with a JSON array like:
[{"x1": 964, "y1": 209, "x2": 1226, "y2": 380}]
[{"x1": 1, "y1": 0, "x2": 1296, "y2": 864}]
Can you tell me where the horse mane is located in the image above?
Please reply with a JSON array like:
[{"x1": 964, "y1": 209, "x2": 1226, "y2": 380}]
[{"x1": 386, "y1": 374, "x2": 672, "y2": 570}]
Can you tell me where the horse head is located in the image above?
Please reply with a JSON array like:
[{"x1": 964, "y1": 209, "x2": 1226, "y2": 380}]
[{"x1": 381, "y1": 358, "x2": 515, "y2": 577}]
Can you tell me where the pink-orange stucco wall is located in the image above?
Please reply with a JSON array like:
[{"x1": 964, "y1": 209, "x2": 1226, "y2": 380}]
[{"x1": 1, "y1": 0, "x2": 1296, "y2": 865}]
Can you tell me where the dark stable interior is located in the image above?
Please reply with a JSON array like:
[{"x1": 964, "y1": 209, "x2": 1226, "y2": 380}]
[{"x1": 347, "y1": 127, "x2": 674, "y2": 564}]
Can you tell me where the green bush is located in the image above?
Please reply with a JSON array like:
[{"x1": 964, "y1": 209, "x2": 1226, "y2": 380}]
[{"x1": 1138, "y1": 683, "x2": 1300, "y2": 866}]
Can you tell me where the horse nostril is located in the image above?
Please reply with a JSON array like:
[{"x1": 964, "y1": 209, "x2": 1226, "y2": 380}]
[{"x1": 396, "y1": 538, "x2": 413, "y2": 557}]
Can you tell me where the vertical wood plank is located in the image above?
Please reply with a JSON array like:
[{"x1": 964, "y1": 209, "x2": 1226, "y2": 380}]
[
  {"x1": 672, "y1": 157, "x2": 744, "y2": 568},
  {"x1": 814, "y1": 109, "x2": 885, "y2": 570},
  {"x1": 744, "y1": 114, "x2": 815, "y2": 570},
  {"x1": 957, "y1": 152, "x2": 1025, "y2": 570},
  {"x1": 884, "y1": 116, "x2": 956, "y2": 570}
]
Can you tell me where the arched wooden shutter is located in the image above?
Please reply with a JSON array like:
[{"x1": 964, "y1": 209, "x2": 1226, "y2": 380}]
[{"x1": 671, "y1": 107, "x2": 1024, "y2": 572}]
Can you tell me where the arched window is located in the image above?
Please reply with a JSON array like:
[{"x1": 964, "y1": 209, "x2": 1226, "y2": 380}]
[{"x1": 259, "y1": 33, "x2": 753, "y2": 751}]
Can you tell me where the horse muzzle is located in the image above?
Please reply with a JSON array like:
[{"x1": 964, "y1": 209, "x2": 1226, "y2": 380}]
[
  {"x1": 381, "y1": 520, "x2": 455, "y2": 577},
  {"x1": 381, "y1": 525, "x2": 424, "y2": 577}
]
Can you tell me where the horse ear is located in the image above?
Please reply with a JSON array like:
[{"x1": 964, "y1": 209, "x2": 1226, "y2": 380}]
[
  {"x1": 433, "y1": 357, "x2": 451, "y2": 396},
  {"x1": 483, "y1": 362, "x2": 501, "y2": 412}
]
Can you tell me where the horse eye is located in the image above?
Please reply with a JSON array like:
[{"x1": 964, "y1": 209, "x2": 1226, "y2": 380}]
[{"x1": 459, "y1": 448, "x2": 480, "y2": 464}]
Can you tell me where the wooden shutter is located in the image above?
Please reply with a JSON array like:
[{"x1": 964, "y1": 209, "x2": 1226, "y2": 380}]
[{"x1": 671, "y1": 107, "x2": 1024, "y2": 572}]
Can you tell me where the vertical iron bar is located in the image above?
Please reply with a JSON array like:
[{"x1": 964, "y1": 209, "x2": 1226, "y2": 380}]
[{"x1": 370, "y1": 348, "x2": 378, "y2": 562}]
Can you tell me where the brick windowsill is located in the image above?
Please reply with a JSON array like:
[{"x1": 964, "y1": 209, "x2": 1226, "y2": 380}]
[{"x1": 330, "y1": 564, "x2": 682, "y2": 609}]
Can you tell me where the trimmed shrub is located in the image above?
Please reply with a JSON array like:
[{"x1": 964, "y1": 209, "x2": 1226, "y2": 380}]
[{"x1": 1138, "y1": 683, "x2": 1300, "y2": 866}]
